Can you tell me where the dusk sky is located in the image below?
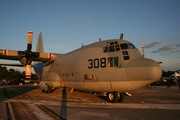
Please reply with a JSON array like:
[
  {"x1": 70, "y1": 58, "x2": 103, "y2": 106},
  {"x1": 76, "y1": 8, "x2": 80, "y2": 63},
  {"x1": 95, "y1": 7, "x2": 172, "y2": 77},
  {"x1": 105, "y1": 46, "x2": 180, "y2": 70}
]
[{"x1": 0, "y1": 0, "x2": 180, "y2": 72}]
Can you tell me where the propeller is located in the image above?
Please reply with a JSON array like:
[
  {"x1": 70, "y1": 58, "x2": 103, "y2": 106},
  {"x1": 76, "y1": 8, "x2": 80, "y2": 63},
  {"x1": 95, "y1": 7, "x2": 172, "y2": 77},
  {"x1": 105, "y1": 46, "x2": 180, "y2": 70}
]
[{"x1": 2, "y1": 31, "x2": 53, "y2": 78}]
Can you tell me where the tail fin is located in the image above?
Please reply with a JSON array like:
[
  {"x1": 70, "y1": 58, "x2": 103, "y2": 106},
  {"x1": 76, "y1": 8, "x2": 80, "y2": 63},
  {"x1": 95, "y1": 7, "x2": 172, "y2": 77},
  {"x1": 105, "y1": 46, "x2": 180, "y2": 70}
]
[
  {"x1": 36, "y1": 32, "x2": 44, "y2": 53},
  {"x1": 34, "y1": 32, "x2": 45, "y2": 80}
]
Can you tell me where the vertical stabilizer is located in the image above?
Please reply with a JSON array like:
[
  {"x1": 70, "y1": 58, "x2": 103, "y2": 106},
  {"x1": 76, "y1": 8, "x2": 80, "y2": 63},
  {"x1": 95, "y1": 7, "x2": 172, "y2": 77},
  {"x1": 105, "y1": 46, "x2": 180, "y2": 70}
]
[{"x1": 36, "y1": 32, "x2": 44, "y2": 53}]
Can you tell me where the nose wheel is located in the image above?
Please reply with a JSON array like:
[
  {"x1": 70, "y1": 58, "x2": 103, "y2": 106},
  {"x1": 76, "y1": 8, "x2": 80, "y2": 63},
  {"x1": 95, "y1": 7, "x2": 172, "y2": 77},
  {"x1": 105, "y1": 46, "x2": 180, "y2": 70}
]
[
  {"x1": 44, "y1": 84, "x2": 52, "y2": 93},
  {"x1": 107, "y1": 92, "x2": 125, "y2": 103}
]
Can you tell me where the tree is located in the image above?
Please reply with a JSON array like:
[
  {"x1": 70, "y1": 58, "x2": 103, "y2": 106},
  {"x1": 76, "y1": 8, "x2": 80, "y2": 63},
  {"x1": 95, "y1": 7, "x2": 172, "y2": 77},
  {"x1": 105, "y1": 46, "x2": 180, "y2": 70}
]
[
  {"x1": 0, "y1": 67, "x2": 37, "y2": 80},
  {"x1": 0, "y1": 67, "x2": 8, "y2": 80},
  {"x1": 162, "y1": 70, "x2": 175, "y2": 77}
]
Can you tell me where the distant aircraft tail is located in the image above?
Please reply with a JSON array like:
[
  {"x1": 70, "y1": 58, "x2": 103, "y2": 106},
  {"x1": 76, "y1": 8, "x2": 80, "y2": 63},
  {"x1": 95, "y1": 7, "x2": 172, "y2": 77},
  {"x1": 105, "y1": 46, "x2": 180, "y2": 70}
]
[
  {"x1": 33, "y1": 32, "x2": 46, "y2": 80},
  {"x1": 36, "y1": 32, "x2": 44, "y2": 53}
]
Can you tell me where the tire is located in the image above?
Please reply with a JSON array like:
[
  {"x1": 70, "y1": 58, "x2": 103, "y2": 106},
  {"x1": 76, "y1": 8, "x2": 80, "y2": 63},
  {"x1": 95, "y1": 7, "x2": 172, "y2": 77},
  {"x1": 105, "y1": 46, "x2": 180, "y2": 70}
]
[
  {"x1": 107, "y1": 92, "x2": 119, "y2": 103},
  {"x1": 45, "y1": 84, "x2": 52, "y2": 94},
  {"x1": 118, "y1": 93, "x2": 125, "y2": 103}
]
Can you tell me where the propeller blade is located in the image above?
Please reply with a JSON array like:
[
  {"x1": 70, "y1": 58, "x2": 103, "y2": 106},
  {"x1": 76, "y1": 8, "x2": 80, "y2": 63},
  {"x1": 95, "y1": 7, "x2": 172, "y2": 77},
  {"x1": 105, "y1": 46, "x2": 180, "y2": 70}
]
[
  {"x1": 3, "y1": 50, "x2": 18, "y2": 56},
  {"x1": 27, "y1": 31, "x2": 33, "y2": 51},
  {"x1": 142, "y1": 46, "x2": 145, "y2": 57},
  {"x1": 25, "y1": 64, "x2": 32, "y2": 78}
]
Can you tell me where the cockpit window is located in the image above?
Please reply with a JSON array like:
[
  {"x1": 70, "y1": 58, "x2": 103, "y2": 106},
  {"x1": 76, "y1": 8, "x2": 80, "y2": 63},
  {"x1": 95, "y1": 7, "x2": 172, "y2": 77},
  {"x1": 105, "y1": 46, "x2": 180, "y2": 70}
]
[
  {"x1": 105, "y1": 42, "x2": 110, "y2": 46},
  {"x1": 120, "y1": 43, "x2": 129, "y2": 49},
  {"x1": 109, "y1": 46, "x2": 115, "y2": 52},
  {"x1": 115, "y1": 45, "x2": 120, "y2": 51},
  {"x1": 110, "y1": 42, "x2": 114, "y2": 45},
  {"x1": 128, "y1": 43, "x2": 136, "y2": 49},
  {"x1": 103, "y1": 42, "x2": 136, "y2": 53}
]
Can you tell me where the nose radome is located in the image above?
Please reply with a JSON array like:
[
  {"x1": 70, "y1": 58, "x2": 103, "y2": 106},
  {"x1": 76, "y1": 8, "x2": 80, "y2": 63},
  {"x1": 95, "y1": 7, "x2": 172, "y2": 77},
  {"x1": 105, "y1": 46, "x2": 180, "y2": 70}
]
[{"x1": 125, "y1": 58, "x2": 162, "y2": 84}]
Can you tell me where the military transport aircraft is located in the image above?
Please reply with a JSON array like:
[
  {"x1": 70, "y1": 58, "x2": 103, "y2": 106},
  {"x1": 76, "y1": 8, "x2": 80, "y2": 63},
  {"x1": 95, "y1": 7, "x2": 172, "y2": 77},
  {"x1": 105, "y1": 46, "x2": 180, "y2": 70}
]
[{"x1": 0, "y1": 31, "x2": 162, "y2": 103}]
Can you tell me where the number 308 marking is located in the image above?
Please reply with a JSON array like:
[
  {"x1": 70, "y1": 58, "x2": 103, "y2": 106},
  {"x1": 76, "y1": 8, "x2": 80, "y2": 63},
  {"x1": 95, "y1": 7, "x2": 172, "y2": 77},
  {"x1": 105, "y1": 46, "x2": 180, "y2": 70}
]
[{"x1": 88, "y1": 58, "x2": 106, "y2": 69}]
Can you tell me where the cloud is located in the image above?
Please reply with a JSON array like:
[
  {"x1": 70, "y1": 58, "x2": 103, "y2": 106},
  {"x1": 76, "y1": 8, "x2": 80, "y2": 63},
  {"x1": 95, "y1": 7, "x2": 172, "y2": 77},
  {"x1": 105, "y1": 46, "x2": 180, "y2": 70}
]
[
  {"x1": 160, "y1": 53, "x2": 165, "y2": 55},
  {"x1": 144, "y1": 41, "x2": 162, "y2": 48},
  {"x1": 169, "y1": 50, "x2": 180, "y2": 53},
  {"x1": 175, "y1": 43, "x2": 180, "y2": 47},
  {"x1": 150, "y1": 44, "x2": 180, "y2": 55},
  {"x1": 158, "y1": 44, "x2": 177, "y2": 51}
]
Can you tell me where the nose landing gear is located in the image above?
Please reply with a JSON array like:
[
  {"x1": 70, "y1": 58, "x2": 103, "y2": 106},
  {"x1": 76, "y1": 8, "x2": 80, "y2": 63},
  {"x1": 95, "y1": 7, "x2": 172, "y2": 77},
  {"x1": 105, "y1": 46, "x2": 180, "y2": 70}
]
[
  {"x1": 44, "y1": 84, "x2": 52, "y2": 93},
  {"x1": 107, "y1": 92, "x2": 125, "y2": 103}
]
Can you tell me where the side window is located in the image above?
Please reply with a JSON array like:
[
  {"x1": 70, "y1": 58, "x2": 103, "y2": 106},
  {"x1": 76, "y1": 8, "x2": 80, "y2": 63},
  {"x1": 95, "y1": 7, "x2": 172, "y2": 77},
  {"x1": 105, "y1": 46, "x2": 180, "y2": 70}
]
[
  {"x1": 120, "y1": 43, "x2": 129, "y2": 49},
  {"x1": 115, "y1": 45, "x2": 120, "y2": 51},
  {"x1": 114, "y1": 57, "x2": 119, "y2": 67},
  {"x1": 107, "y1": 57, "x2": 113, "y2": 67},
  {"x1": 109, "y1": 46, "x2": 115, "y2": 52}
]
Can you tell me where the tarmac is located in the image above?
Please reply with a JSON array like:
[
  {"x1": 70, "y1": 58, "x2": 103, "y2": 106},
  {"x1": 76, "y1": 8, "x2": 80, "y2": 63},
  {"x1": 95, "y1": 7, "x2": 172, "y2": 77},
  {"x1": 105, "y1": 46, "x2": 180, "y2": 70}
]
[{"x1": 0, "y1": 83, "x2": 180, "y2": 120}]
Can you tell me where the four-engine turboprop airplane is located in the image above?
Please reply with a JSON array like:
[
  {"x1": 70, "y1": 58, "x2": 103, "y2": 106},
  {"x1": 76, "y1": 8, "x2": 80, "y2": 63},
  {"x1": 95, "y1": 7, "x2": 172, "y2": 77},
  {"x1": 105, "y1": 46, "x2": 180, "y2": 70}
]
[{"x1": 0, "y1": 31, "x2": 162, "y2": 103}]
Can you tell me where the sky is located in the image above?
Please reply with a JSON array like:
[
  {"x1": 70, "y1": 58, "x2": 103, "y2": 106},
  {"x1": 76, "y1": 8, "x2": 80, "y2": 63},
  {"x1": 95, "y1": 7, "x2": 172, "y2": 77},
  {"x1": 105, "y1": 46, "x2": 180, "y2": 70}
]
[{"x1": 0, "y1": 0, "x2": 180, "y2": 72}]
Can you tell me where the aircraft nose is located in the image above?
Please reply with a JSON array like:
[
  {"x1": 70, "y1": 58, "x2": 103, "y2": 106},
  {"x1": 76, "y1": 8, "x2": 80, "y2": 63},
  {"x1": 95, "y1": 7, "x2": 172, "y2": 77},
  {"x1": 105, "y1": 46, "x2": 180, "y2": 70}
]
[{"x1": 125, "y1": 58, "x2": 162, "y2": 86}]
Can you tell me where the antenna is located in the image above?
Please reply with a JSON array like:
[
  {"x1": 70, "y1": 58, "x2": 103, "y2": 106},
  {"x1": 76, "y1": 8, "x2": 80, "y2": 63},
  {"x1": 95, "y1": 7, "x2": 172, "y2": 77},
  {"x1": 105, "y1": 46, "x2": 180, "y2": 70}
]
[
  {"x1": 142, "y1": 46, "x2": 145, "y2": 57},
  {"x1": 119, "y1": 33, "x2": 123, "y2": 40}
]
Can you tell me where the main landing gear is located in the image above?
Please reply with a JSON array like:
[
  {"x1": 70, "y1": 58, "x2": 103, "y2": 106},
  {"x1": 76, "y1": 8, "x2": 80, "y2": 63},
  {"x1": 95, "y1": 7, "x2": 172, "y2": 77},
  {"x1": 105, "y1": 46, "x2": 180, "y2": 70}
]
[{"x1": 107, "y1": 92, "x2": 125, "y2": 103}]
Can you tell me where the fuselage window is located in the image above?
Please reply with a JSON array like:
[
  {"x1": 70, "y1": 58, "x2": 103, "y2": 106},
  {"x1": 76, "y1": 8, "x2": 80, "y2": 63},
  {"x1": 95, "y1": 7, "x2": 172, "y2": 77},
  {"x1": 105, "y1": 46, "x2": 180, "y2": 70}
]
[
  {"x1": 120, "y1": 43, "x2": 129, "y2": 49},
  {"x1": 109, "y1": 46, "x2": 115, "y2": 52},
  {"x1": 122, "y1": 51, "x2": 128, "y2": 55},
  {"x1": 107, "y1": 57, "x2": 113, "y2": 67},
  {"x1": 115, "y1": 45, "x2": 120, "y2": 51},
  {"x1": 124, "y1": 56, "x2": 130, "y2": 60},
  {"x1": 114, "y1": 57, "x2": 119, "y2": 67},
  {"x1": 128, "y1": 43, "x2": 136, "y2": 49}
]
